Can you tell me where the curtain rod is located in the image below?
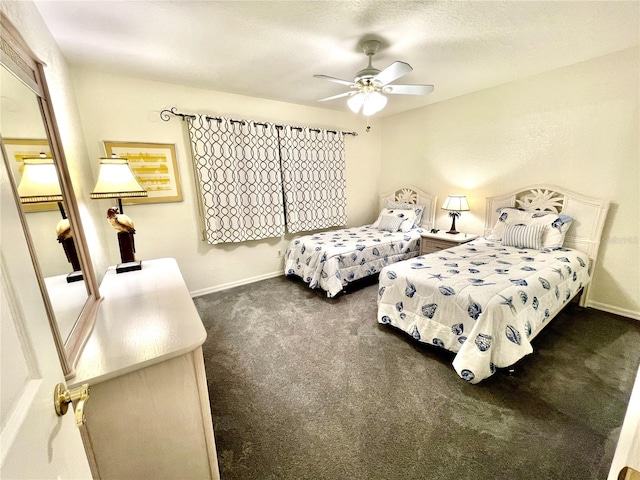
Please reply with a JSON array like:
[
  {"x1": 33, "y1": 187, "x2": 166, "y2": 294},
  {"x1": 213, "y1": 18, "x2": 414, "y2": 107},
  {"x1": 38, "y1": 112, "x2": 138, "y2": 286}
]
[{"x1": 159, "y1": 107, "x2": 358, "y2": 136}]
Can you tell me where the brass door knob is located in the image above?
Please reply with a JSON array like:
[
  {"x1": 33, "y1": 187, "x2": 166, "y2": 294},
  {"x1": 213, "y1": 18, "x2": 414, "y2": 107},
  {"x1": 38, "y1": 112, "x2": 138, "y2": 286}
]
[{"x1": 53, "y1": 383, "x2": 89, "y2": 427}]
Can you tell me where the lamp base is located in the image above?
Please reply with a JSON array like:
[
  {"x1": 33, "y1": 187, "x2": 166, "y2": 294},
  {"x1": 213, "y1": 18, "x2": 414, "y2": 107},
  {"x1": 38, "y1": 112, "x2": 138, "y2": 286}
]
[
  {"x1": 116, "y1": 260, "x2": 142, "y2": 274},
  {"x1": 62, "y1": 237, "x2": 82, "y2": 272},
  {"x1": 447, "y1": 212, "x2": 459, "y2": 235},
  {"x1": 66, "y1": 270, "x2": 84, "y2": 283}
]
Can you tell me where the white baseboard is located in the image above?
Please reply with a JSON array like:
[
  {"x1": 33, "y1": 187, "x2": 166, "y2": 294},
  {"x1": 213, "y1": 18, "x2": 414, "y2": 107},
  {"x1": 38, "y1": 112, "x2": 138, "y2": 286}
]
[
  {"x1": 190, "y1": 271, "x2": 283, "y2": 298},
  {"x1": 587, "y1": 300, "x2": 640, "y2": 321}
]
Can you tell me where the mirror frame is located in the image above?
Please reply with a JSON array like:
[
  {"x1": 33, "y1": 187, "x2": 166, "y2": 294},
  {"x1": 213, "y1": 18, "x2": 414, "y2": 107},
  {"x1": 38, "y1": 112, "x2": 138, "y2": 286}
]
[{"x1": 0, "y1": 12, "x2": 101, "y2": 378}]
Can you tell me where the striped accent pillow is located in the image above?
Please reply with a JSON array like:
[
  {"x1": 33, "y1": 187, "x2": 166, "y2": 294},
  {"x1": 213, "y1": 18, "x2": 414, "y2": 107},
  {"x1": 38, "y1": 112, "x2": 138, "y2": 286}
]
[
  {"x1": 377, "y1": 214, "x2": 404, "y2": 232},
  {"x1": 502, "y1": 224, "x2": 545, "y2": 250}
]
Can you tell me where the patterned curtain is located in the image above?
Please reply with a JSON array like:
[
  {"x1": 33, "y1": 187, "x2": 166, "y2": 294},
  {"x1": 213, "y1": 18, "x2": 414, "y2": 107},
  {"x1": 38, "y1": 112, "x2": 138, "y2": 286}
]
[
  {"x1": 187, "y1": 115, "x2": 285, "y2": 244},
  {"x1": 278, "y1": 127, "x2": 347, "y2": 233}
]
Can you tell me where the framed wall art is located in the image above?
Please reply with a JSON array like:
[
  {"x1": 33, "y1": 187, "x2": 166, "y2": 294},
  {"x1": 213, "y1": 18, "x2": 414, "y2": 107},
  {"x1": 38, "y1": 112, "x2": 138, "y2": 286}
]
[{"x1": 103, "y1": 141, "x2": 183, "y2": 204}]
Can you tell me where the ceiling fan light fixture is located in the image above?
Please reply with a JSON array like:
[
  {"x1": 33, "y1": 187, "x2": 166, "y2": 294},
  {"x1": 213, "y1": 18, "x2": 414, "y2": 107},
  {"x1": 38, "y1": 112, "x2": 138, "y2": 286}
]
[
  {"x1": 315, "y1": 39, "x2": 433, "y2": 115},
  {"x1": 362, "y1": 91, "x2": 387, "y2": 116},
  {"x1": 347, "y1": 92, "x2": 365, "y2": 113}
]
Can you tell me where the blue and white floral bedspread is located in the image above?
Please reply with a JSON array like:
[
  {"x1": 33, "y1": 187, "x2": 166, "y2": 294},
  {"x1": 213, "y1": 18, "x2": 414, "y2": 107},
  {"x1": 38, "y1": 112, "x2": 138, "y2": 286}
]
[
  {"x1": 377, "y1": 238, "x2": 591, "y2": 384},
  {"x1": 285, "y1": 226, "x2": 423, "y2": 298}
]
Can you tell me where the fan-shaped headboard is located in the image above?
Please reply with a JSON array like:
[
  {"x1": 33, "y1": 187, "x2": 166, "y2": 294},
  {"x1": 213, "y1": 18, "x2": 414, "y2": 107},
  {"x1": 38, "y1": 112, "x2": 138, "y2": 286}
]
[
  {"x1": 380, "y1": 186, "x2": 437, "y2": 230},
  {"x1": 485, "y1": 185, "x2": 610, "y2": 305}
]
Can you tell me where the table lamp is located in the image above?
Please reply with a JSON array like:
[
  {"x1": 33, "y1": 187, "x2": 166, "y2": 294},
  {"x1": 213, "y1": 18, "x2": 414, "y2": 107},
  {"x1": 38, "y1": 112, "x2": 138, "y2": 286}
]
[
  {"x1": 441, "y1": 195, "x2": 470, "y2": 235},
  {"x1": 90, "y1": 157, "x2": 147, "y2": 273},
  {"x1": 17, "y1": 157, "x2": 83, "y2": 283}
]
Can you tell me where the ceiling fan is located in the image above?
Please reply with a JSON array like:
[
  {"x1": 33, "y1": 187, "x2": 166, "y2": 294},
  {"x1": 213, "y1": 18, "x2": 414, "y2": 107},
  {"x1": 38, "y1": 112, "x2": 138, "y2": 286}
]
[{"x1": 314, "y1": 40, "x2": 434, "y2": 116}]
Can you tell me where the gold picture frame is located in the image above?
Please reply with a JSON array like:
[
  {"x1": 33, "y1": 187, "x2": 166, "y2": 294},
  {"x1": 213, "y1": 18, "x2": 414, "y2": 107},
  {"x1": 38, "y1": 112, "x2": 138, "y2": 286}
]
[
  {"x1": 103, "y1": 141, "x2": 183, "y2": 204},
  {"x1": 3, "y1": 138, "x2": 57, "y2": 212}
]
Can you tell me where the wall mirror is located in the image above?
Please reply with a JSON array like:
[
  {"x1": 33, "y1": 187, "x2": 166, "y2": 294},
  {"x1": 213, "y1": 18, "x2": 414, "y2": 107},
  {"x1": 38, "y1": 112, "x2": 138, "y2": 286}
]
[{"x1": 0, "y1": 13, "x2": 100, "y2": 378}]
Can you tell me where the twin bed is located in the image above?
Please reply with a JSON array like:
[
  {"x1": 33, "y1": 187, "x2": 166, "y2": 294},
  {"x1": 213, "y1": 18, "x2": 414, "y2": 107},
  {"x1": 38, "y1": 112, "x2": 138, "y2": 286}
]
[
  {"x1": 285, "y1": 185, "x2": 609, "y2": 384},
  {"x1": 284, "y1": 187, "x2": 437, "y2": 298}
]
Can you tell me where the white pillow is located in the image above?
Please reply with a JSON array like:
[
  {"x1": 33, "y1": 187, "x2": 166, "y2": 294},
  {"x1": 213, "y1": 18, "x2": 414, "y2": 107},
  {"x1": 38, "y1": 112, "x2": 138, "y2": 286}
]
[
  {"x1": 386, "y1": 201, "x2": 425, "y2": 228},
  {"x1": 488, "y1": 207, "x2": 573, "y2": 248},
  {"x1": 502, "y1": 224, "x2": 545, "y2": 250},
  {"x1": 372, "y1": 208, "x2": 418, "y2": 232},
  {"x1": 377, "y1": 214, "x2": 404, "y2": 232}
]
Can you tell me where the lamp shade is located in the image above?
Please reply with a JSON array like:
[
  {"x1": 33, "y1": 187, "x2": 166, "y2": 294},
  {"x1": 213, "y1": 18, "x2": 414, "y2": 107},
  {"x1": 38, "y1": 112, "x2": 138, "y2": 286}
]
[
  {"x1": 442, "y1": 195, "x2": 470, "y2": 212},
  {"x1": 17, "y1": 158, "x2": 63, "y2": 204},
  {"x1": 362, "y1": 91, "x2": 387, "y2": 116},
  {"x1": 347, "y1": 93, "x2": 365, "y2": 113},
  {"x1": 90, "y1": 158, "x2": 147, "y2": 200}
]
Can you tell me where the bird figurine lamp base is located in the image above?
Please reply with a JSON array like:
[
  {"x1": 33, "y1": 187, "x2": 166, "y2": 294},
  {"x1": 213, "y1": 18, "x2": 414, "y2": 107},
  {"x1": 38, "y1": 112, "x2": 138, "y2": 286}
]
[
  {"x1": 116, "y1": 231, "x2": 142, "y2": 274},
  {"x1": 60, "y1": 236, "x2": 84, "y2": 283}
]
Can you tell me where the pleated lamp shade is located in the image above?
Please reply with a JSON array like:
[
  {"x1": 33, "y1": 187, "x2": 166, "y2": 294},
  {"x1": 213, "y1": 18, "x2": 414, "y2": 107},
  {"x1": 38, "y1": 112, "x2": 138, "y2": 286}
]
[
  {"x1": 441, "y1": 195, "x2": 470, "y2": 212},
  {"x1": 17, "y1": 158, "x2": 63, "y2": 204},
  {"x1": 90, "y1": 158, "x2": 147, "y2": 200}
]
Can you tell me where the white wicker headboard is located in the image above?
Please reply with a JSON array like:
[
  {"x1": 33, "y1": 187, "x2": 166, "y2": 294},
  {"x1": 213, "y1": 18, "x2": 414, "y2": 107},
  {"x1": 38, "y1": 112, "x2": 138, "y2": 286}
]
[
  {"x1": 484, "y1": 184, "x2": 610, "y2": 265},
  {"x1": 380, "y1": 186, "x2": 437, "y2": 230}
]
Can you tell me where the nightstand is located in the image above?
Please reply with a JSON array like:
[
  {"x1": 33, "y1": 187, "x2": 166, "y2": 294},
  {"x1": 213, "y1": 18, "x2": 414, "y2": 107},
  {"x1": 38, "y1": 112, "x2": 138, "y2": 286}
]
[{"x1": 420, "y1": 231, "x2": 478, "y2": 255}]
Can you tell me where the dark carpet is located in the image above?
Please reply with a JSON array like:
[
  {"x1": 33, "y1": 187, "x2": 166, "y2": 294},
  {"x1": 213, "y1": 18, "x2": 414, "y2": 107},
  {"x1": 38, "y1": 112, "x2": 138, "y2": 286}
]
[{"x1": 193, "y1": 275, "x2": 640, "y2": 480}]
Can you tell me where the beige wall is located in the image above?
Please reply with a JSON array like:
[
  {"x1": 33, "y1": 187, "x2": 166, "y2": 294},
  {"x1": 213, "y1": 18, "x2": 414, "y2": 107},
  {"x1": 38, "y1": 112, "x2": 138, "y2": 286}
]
[
  {"x1": 380, "y1": 48, "x2": 640, "y2": 318},
  {"x1": 71, "y1": 68, "x2": 382, "y2": 294}
]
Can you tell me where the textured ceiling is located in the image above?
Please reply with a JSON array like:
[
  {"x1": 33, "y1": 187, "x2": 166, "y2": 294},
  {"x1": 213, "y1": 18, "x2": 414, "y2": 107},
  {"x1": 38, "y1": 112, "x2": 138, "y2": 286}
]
[{"x1": 34, "y1": 1, "x2": 639, "y2": 117}]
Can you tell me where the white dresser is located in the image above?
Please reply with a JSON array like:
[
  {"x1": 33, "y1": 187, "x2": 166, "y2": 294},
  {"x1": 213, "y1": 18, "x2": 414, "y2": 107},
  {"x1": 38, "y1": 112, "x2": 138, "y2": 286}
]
[{"x1": 69, "y1": 258, "x2": 220, "y2": 480}]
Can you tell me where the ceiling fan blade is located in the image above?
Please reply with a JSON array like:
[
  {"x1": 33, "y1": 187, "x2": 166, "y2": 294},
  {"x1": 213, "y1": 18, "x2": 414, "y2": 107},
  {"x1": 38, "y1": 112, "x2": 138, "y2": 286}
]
[
  {"x1": 313, "y1": 74, "x2": 357, "y2": 87},
  {"x1": 318, "y1": 91, "x2": 355, "y2": 102},
  {"x1": 383, "y1": 84, "x2": 434, "y2": 95},
  {"x1": 373, "y1": 61, "x2": 413, "y2": 86}
]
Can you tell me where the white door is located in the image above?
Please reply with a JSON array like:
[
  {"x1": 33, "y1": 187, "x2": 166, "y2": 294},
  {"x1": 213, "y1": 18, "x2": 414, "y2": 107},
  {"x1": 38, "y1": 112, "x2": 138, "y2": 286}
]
[{"x1": 0, "y1": 155, "x2": 92, "y2": 479}]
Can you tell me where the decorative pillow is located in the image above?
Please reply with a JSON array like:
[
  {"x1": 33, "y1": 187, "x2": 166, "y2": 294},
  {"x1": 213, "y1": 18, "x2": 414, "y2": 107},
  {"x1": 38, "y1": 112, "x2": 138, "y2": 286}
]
[
  {"x1": 411, "y1": 205, "x2": 425, "y2": 228},
  {"x1": 386, "y1": 201, "x2": 425, "y2": 228},
  {"x1": 377, "y1": 214, "x2": 404, "y2": 232},
  {"x1": 502, "y1": 224, "x2": 545, "y2": 250},
  {"x1": 371, "y1": 208, "x2": 418, "y2": 232},
  {"x1": 487, "y1": 207, "x2": 573, "y2": 248},
  {"x1": 397, "y1": 209, "x2": 419, "y2": 232}
]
